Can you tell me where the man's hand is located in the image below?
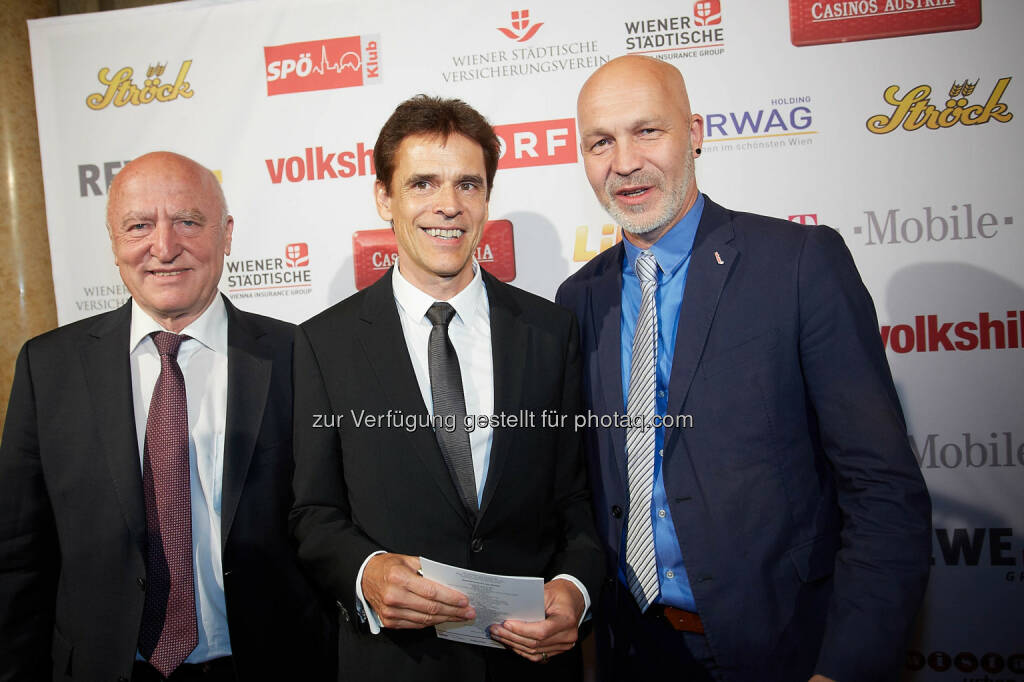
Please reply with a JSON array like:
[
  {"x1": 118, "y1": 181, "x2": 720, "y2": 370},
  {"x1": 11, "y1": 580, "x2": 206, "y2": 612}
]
[
  {"x1": 361, "y1": 553, "x2": 475, "y2": 629},
  {"x1": 489, "y1": 578, "x2": 585, "y2": 663},
  {"x1": 810, "y1": 676, "x2": 837, "y2": 682}
]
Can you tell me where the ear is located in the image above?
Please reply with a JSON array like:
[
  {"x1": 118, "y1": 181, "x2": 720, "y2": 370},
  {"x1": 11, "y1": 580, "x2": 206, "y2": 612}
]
[
  {"x1": 222, "y1": 215, "x2": 235, "y2": 256},
  {"x1": 690, "y1": 113, "x2": 705, "y2": 157},
  {"x1": 107, "y1": 225, "x2": 119, "y2": 266},
  {"x1": 374, "y1": 180, "x2": 393, "y2": 222}
]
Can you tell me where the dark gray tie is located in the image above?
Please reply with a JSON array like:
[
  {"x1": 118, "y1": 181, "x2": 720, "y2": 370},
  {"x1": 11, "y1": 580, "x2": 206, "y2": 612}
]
[{"x1": 426, "y1": 302, "x2": 478, "y2": 517}]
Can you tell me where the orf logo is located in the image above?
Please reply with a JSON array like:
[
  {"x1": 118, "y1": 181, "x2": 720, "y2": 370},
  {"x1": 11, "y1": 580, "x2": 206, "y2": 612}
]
[
  {"x1": 498, "y1": 9, "x2": 544, "y2": 42},
  {"x1": 694, "y1": 0, "x2": 722, "y2": 26},
  {"x1": 285, "y1": 242, "x2": 309, "y2": 267},
  {"x1": 789, "y1": 213, "x2": 818, "y2": 225}
]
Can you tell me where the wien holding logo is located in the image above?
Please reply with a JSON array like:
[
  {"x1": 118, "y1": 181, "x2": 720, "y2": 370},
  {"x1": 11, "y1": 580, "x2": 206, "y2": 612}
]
[
  {"x1": 264, "y1": 36, "x2": 380, "y2": 96},
  {"x1": 498, "y1": 9, "x2": 543, "y2": 42}
]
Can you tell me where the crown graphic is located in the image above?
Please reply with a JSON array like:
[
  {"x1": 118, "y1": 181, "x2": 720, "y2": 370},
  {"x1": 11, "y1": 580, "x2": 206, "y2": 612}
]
[
  {"x1": 949, "y1": 78, "x2": 979, "y2": 98},
  {"x1": 146, "y1": 63, "x2": 167, "y2": 78}
]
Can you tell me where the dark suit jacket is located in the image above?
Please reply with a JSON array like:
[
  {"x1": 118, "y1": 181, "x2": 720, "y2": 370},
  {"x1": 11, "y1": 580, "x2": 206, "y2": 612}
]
[
  {"x1": 290, "y1": 268, "x2": 604, "y2": 682},
  {"x1": 0, "y1": 296, "x2": 333, "y2": 682},
  {"x1": 555, "y1": 196, "x2": 931, "y2": 682}
]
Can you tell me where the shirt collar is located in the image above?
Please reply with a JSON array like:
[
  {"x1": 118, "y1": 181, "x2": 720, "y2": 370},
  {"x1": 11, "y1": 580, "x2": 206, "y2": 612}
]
[
  {"x1": 391, "y1": 259, "x2": 486, "y2": 329},
  {"x1": 129, "y1": 294, "x2": 228, "y2": 355},
  {"x1": 623, "y1": 192, "x2": 705, "y2": 278}
]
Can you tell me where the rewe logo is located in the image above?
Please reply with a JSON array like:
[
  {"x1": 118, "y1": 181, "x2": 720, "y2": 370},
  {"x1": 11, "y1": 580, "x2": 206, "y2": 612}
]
[
  {"x1": 285, "y1": 243, "x2": 309, "y2": 267},
  {"x1": 694, "y1": 0, "x2": 722, "y2": 26},
  {"x1": 498, "y1": 9, "x2": 543, "y2": 42}
]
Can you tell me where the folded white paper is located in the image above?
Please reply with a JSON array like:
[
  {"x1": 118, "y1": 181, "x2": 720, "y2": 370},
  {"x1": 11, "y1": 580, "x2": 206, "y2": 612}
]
[{"x1": 419, "y1": 557, "x2": 545, "y2": 648}]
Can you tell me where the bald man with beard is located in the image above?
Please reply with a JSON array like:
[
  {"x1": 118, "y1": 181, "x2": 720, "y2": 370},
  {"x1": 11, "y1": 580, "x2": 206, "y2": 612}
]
[
  {"x1": 0, "y1": 152, "x2": 333, "y2": 681},
  {"x1": 556, "y1": 56, "x2": 931, "y2": 682}
]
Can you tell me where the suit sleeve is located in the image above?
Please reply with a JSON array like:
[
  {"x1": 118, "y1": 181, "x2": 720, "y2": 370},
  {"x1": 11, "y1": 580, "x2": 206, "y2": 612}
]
[
  {"x1": 290, "y1": 325, "x2": 383, "y2": 617},
  {"x1": 543, "y1": 313, "x2": 605, "y2": 600},
  {"x1": 0, "y1": 344, "x2": 59, "y2": 681},
  {"x1": 796, "y1": 227, "x2": 931, "y2": 681}
]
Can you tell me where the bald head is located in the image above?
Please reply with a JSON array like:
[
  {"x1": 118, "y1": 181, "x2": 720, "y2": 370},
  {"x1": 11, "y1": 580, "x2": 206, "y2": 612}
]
[
  {"x1": 106, "y1": 150, "x2": 234, "y2": 332},
  {"x1": 576, "y1": 56, "x2": 704, "y2": 246},
  {"x1": 578, "y1": 55, "x2": 693, "y2": 124},
  {"x1": 107, "y1": 151, "x2": 228, "y2": 232}
]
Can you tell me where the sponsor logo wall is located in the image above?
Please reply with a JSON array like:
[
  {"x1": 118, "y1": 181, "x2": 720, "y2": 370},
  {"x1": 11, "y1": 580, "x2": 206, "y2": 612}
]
[{"x1": 27, "y1": 1, "x2": 1024, "y2": 678}]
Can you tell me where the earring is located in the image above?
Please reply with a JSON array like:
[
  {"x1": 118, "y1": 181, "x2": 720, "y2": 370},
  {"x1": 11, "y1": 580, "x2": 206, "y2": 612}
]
[{"x1": 695, "y1": 148, "x2": 702, "y2": 156}]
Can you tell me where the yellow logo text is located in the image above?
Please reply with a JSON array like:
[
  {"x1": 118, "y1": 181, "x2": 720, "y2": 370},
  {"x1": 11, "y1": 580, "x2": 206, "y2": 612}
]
[
  {"x1": 866, "y1": 77, "x2": 1012, "y2": 134},
  {"x1": 86, "y1": 61, "x2": 195, "y2": 110},
  {"x1": 573, "y1": 224, "x2": 621, "y2": 262}
]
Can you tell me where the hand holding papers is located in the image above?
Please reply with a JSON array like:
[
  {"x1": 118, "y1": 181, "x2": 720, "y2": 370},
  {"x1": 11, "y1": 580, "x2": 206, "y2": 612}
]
[{"x1": 418, "y1": 557, "x2": 544, "y2": 649}]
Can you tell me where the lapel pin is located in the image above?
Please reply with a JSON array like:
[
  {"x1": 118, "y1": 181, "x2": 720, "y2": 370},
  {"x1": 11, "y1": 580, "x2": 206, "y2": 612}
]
[{"x1": 714, "y1": 251, "x2": 725, "y2": 265}]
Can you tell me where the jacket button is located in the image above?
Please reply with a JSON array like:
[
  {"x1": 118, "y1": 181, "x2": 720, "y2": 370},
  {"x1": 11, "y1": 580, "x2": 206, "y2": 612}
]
[
  {"x1": 471, "y1": 537, "x2": 484, "y2": 553},
  {"x1": 611, "y1": 505, "x2": 623, "y2": 519},
  {"x1": 136, "y1": 577, "x2": 146, "y2": 591}
]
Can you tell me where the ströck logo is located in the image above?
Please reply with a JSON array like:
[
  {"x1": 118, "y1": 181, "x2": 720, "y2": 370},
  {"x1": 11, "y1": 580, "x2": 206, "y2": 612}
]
[
  {"x1": 265, "y1": 36, "x2": 380, "y2": 96},
  {"x1": 866, "y1": 76, "x2": 1012, "y2": 134},
  {"x1": 86, "y1": 61, "x2": 194, "y2": 110},
  {"x1": 498, "y1": 9, "x2": 543, "y2": 42}
]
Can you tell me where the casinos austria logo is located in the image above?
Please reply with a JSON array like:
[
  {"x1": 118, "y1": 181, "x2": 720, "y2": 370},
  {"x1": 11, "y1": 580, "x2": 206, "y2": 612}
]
[
  {"x1": 352, "y1": 221, "x2": 515, "y2": 290},
  {"x1": 789, "y1": 0, "x2": 981, "y2": 46},
  {"x1": 264, "y1": 36, "x2": 380, "y2": 96}
]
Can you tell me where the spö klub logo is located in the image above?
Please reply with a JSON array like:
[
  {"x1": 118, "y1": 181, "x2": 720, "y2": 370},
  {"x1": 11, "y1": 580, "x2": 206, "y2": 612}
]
[
  {"x1": 498, "y1": 9, "x2": 543, "y2": 42},
  {"x1": 265, "y1": 36, "x2": 380, "y2": 96}
]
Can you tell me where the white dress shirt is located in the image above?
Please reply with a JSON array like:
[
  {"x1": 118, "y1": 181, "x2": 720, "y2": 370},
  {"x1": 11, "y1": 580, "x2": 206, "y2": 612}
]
[
  {"x1": 355, "y1": 262, "x2": 589, "y2": 633},
  {"x1": 129, "y1": 296, "x2": 231, "y2": 662}
]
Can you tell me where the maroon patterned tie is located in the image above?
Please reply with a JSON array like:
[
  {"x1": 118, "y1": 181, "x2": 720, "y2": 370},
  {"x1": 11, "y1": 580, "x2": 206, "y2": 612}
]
[{"x1": 138, "y1": 331, "x2": 197, "y2": 677}]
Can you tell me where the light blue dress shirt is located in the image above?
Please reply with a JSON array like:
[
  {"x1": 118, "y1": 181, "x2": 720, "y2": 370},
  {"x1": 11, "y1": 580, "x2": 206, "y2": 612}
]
[{"x1": 619, "y1": 193, "x2": 704, "y2": 612}]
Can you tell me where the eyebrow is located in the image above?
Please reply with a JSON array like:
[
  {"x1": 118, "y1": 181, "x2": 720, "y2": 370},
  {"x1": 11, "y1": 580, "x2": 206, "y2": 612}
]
[
  {"x1": 116, "y1": 208, "x2": 208, "y2": 229},
  {"x1": 406, "y1": 173, "x2": 439, "y2": 186},
  {"x1": 457, "y1": 174, "x2": 485, "y2": 186}
]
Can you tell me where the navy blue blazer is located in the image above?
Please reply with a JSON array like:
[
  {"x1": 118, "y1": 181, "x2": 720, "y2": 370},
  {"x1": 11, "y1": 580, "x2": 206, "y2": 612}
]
[{"x1": 556, "y1": 196, "x2": 931, "y2": 681}]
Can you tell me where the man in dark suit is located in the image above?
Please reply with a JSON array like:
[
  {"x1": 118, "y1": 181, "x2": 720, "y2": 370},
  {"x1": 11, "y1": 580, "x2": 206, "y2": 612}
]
[
  {"x1": 555, "y1": 56, "x2": 931, "y2": 681},
  {"x1": 0, "y1": 152, "x2": 332, "y2": 681},
  {"x1": 290, "y1": 95, "x2": 603, "y2": 681}
]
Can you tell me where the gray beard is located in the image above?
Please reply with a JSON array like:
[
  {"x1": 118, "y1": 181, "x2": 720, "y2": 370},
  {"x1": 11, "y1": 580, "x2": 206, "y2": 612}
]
[{"x1": 604, "y1": 181, "x2": 686, "y2": 235}]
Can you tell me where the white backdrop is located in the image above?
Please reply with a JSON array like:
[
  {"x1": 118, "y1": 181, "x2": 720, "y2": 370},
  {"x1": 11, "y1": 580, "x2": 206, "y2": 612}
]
[{"x1": 29, "y1": 0, "x2": 1024, "y2": 678}]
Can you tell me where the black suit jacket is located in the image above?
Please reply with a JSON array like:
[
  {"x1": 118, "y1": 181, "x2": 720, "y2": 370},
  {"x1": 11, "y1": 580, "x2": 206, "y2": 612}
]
[
  {"x1": 556, "y1": 197, "x2": 931, "y2": 682},
  {"x1": 291, "y1": 268, "x2": 604, "y2": 682},
  {"x1": 0, "y1": 297, "x2": 333, "y2": 681}
]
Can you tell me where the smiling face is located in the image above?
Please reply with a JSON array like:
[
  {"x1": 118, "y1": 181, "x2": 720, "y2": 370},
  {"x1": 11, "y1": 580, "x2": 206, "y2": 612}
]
[
  {"x1": 577, "y1": 56, "x2": 704, "y2": 247},
  {"x1": 375, "y1": 132, "x2": 488, "y2": 300},
  {"x1": 107, "y1": 152, "x2": 233, "y2": 332}
]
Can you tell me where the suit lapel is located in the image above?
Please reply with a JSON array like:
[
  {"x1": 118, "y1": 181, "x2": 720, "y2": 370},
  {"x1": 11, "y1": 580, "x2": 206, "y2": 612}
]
[
  {"x1": 591, "y1": 246, "x2": 628, "y2": 496},
  {"x1": 221, "y1": 298, "x2": 272, "y2": 548},
  {"x1": 357, "y1": 271, "x2": 473, "y2": 526},
  {"x1": 477, "y1": 272, "x2": 526, "y2": 519},
  {"x1": 81, "y1": 302, "x2": 147, "y2": 551},
  {"x1": 666, "y1": 198, "x2": 737, "y2": 419}
]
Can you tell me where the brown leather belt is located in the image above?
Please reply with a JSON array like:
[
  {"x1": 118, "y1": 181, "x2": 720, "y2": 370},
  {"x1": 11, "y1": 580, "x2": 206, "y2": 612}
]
[{"x1": 647, "y1": 605, "x2": 705, "y2": 634}]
